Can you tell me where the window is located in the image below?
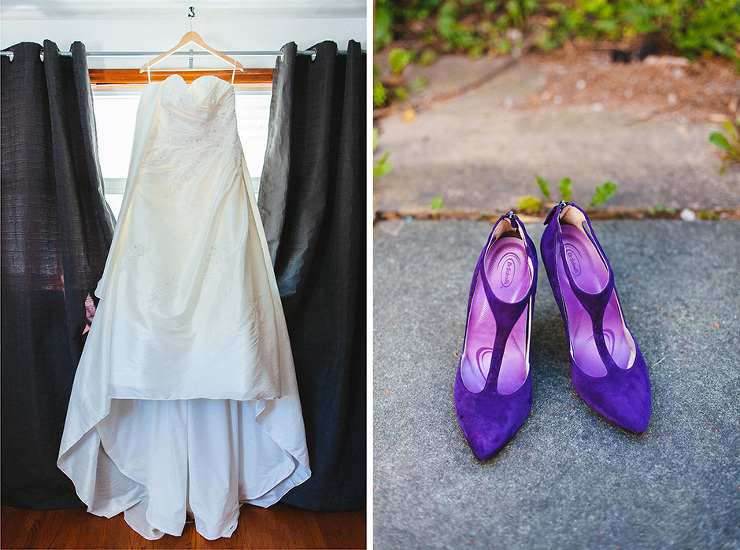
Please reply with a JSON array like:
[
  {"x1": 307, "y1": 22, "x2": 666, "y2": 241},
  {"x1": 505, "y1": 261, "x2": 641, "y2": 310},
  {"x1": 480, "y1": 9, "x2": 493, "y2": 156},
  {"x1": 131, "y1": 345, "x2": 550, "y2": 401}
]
[{"x1": 93, "y1": 89, "x2": 272, "y2": 219}]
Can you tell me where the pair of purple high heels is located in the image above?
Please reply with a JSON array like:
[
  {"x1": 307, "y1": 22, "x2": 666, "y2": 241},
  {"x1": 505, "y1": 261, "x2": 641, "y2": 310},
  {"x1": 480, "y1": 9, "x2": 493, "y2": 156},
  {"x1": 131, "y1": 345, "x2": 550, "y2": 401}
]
[{"x1": 454, "y1": 202, "x2": 652, "y2": 460}]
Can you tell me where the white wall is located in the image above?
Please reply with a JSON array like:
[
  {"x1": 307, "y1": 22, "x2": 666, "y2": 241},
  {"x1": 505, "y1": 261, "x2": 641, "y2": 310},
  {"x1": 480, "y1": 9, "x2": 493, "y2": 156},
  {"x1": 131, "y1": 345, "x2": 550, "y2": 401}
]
[{"x1": 1, "y1": 9, "x2": 366, "y2": 69}]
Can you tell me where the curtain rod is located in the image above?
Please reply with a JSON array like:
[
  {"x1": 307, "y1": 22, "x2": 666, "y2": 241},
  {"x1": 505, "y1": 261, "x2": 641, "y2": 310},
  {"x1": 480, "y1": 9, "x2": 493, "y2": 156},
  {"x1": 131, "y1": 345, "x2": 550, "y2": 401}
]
[{"x1": 0, "y1": 49, "x2": 362, "y2": 60}]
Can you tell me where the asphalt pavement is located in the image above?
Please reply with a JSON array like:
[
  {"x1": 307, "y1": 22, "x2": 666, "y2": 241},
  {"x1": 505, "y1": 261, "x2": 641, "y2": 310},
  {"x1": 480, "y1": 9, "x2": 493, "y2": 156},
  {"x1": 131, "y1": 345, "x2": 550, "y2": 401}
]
[{"x1": 373, "y1": 218, "x2": 740, "y2": 549}]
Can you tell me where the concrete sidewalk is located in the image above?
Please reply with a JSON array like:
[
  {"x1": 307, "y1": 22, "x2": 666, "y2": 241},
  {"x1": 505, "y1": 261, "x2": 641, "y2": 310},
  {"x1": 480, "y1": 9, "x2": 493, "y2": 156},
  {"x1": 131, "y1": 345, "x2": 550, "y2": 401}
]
[
  {"x1": 374, "y1": 57, "x2": 740, "y2": 215},
  {"x1": 373, "y1": 218, "x2": 740, "y2": 549}
]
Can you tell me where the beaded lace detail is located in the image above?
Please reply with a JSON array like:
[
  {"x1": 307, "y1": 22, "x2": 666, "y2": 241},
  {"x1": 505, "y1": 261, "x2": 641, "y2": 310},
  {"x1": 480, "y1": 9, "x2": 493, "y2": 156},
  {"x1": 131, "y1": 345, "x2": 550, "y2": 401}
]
[
  {"x1": 252, "y1": 295, "x2": 265, "y2": 326},
  {"x1": 149, "y1": 274, "x2": 174, "y2": 309},
  {"x1": 141, "y1": 76, "x2": 242, "y2": 198},
  {"x1": 120, "y1": 241, "x2": 151, "y2": 271},
  {"x1": 203, "y1": 245, "x2": 224, "y2": 282}
]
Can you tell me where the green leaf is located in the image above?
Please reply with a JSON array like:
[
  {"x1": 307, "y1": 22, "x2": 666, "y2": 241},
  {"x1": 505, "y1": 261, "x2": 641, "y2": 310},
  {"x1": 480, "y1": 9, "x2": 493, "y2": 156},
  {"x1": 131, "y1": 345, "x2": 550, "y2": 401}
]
[
  {"x1": 409, "y1": 76, "x2": 427, "y2": 92},
  {"x1": 389, "y1": 48, "x2": 413, "y2": 75},
  {"x1": 699, "y1": 210, "x2": 719, "y2": 220},
  {"x1": 430, "y1": 196, "x2": 445, "y2": 211},
  {"x1": 468, "y1": 44, "x2": 485, "y2": 59},
  {"x1": 484, "y1": 1, "x2": 500, "y2": 14},
  {"x1": 721, "y1": 120, "x2": 739, "y2": 144},
  {"x1": 589, "y1": 181, "x2": 617, "y2": 208},
  {"x1": 373, "y1": 151, "x2": 393, "y2": 179},
  {"x1": 373, "y1": 5, "x2": 393, "y2": 51},
  {"x1": 535, "y1": 175, "x2": 551, "y2": 201},
  {"x1": 558, "y1": 177, "x2": 572, "y2": 202},
  {"x1": 373, "y1": 81, "x2": 387, "y2": 108},
  {"x1": 649, "y1": 202, "x2": 665, "y2": 215},
  {"x1": 437, "y1": 2, "x2": 460, "y2": 42},
  {"x1": 516, "y1": 195, "x2": 543, "y2": 212},
  {"x1": 417, "y1": 50, "x2": 437, "y2": 66},
  {"x1": 709, "y1": 131, "x2": 733, "y2": 151},
  {"x1": 393, "y1": 87, "x2": 409, "y2": 101},
  {"x1": 373, "y1": 128, "x2": 379, "y2": 151}
]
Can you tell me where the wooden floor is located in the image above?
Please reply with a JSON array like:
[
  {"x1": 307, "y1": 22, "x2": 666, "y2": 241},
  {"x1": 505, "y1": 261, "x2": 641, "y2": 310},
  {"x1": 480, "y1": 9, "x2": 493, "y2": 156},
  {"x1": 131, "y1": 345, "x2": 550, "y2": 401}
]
[{"x1": 1, "y1": 504, "x2": 366, "y2": 549}]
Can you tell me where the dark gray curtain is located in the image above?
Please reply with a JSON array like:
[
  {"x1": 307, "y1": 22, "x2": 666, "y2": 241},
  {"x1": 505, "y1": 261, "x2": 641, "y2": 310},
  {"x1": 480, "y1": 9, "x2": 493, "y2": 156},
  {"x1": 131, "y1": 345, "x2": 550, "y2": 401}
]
[
  {"x1": 1, "y1": 41, "x2": 115, "y2": 509},
  {"x1": 259, "y1": 40, "x2": 366, "y2": 511}
]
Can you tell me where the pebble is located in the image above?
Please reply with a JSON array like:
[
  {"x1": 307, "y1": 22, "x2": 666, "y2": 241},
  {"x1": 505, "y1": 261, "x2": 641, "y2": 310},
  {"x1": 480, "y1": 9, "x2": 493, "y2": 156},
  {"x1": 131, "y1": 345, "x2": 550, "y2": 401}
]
[
  {"x1": 680, "y1": 208, "x2": 696, "y2": 222},
  {"x1": 402, "y1": 106, "x2": 417, "y2": 122},
  {"x1": 644, "y1": 55, "x2": 690, "y2": 66},
  {"x1": 506, "y1": 28, "x2": 523, "y2": 43}
]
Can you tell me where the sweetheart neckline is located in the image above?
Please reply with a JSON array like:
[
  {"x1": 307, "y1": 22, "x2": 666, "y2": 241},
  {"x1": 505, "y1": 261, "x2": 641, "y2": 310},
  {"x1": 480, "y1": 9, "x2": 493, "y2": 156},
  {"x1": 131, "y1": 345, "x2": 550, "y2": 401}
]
[
  {"x1": 154, "y1": 74, "x2": 233, "y2": 107},
  {"x1": 161, "y1": 74, "x2": 231, "y2": 90}
]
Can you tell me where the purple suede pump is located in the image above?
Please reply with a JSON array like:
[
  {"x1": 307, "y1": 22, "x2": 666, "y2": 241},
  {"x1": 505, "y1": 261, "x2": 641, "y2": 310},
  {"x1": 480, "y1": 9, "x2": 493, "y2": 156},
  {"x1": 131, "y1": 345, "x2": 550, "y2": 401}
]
[
  {"x1": 541, "y1": 202, "x2": 652, "y2": 433},
  {"x1": 454, "y1": 212, "x2": 537, "y2": 460}
]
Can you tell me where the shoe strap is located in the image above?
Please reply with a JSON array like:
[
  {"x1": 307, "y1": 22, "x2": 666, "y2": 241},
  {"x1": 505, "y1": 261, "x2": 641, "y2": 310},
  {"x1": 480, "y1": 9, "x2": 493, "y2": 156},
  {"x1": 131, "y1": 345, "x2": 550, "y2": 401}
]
[
  {"x1": 543, "y1": 201, "x2": 562, "y2": 226},
  {"x1": 546, "y1": 202, "x2": 615, "y2": 315},
  {"x1": 473, "y1": 212, "x2": 535, "y2": 385},
  {"x1": 558, "y1": 231, "x2": 615, "y2": 318},
  {"x1": 550, "y1": 203, "x2": 625, "y2": 372}
]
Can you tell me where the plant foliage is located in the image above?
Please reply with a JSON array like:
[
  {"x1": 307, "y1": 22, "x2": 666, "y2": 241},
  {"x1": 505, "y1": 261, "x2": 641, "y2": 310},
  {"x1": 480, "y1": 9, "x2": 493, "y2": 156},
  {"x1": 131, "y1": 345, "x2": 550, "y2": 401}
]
[
  {"x1": 709, "y1": 119, "x2": 740, "y2": 173},
  {"x1": 558, "y1": 177, "x2": 572, "y2": 203},
  {"x1": 535, "y1": 175, "x2": 551, "y2": 201},
  {"x1": 518, "y1": 175, "x2": 617, "y2": 212},
  {"x1": 374, "y1": 0, "x2": 740, "y2": 60},
  {"x1": 389, "y1": 48, "x2": 414, "y2": 74},
  {"x1": 373, "y1": 128, "x2": 394, "y2": 179},
  {"x1": 516, "y1": 195, "x2": 543, "y2": 212},
  {"x1": 589, "y1": 181, "x2": 617, "y2": 208},
  {"x1": 430, "y1": 196, "x2": 446, "y2": 210}
]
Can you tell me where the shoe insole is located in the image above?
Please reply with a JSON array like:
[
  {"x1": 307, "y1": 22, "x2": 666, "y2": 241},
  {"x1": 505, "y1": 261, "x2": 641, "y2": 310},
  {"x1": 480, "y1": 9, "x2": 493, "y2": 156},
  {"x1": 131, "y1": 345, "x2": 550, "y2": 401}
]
[
  {"x1": 461, "y1": 237, "x2": 530, "y2": 395},
  {"x1": 558, "y1": 224, "x2": 634, "y2": 376}
]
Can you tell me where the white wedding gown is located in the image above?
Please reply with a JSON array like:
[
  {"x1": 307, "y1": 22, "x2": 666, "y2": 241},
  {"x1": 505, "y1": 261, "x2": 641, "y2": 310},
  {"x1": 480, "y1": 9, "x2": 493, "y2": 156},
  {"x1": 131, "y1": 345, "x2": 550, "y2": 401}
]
[{"x1": 58, "y1": 75, "x2": 310, "y2": 540}]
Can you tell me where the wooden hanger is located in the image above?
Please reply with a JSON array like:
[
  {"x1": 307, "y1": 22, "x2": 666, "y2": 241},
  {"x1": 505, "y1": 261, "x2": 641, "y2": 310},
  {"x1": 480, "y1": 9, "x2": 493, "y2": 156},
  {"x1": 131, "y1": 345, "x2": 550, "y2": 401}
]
[{"x1": 140, "y1": 30, "x2": 244, "y2": 73}]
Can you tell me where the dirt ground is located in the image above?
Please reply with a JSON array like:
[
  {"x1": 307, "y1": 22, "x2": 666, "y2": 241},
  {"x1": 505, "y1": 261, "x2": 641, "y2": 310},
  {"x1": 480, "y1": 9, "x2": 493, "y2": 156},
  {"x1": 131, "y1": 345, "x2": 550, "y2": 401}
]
[
  {"x1": 376, "y1": 41, "x2": 740, "y2": 125},
  {"x1": 518, "y1": 43, "x2": 739, "y2": 124}
]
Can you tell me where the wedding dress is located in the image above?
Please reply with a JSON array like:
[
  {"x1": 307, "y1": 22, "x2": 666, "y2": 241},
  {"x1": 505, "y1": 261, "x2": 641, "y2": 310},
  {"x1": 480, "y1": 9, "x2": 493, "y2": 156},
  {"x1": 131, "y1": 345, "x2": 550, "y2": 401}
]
[{"x1": 58, "y1": 75, "x2": 310, "y2": 540}]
